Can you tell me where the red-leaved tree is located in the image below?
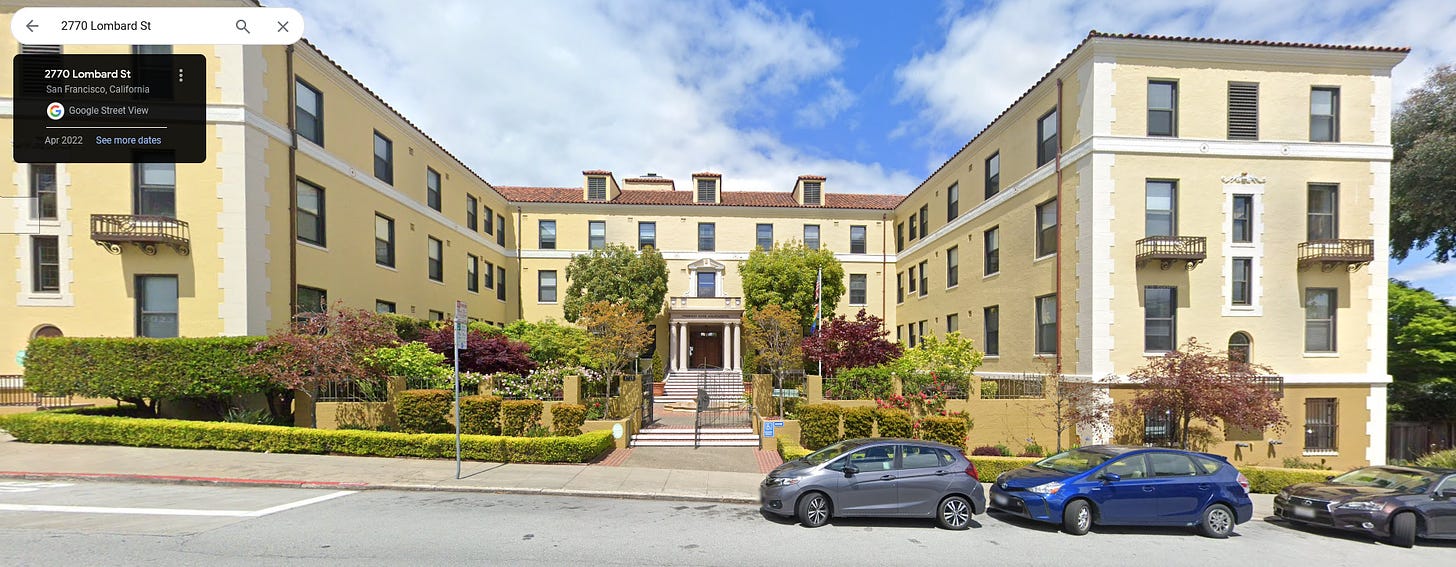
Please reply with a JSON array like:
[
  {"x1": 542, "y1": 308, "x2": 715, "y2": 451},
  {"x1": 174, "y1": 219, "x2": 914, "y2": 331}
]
[
  {"x1": 246, "y1": 304, "x2": 400, "y2": 422},
  {"x1": 1127, "y1": 337, "x2": 1287, "y2": 450},
  {"x1": 801, "y1": 309, "x2": 901, "y2": 378},
  {"x1": 420, "y1": 325, "x2": 536, "y2": 377}
]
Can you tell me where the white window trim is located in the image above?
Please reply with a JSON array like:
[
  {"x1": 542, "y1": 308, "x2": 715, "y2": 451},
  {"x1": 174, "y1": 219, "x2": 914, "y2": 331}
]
[
  {"x1": 1222, "y1": 180, "x2": 1265, "y2": 316},
  {"x1": 14, "y1": 164, "x2": 75, "y2": 306}
]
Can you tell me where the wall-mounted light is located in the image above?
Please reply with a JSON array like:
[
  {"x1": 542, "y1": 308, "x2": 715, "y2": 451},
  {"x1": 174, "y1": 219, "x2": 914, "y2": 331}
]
[
  {"x1": 1268, "y1": 440, "x2": 1283, "y2": 445},
  {"x1": 1234, "y1": 442, "x2": 1252, "y2": 448}
]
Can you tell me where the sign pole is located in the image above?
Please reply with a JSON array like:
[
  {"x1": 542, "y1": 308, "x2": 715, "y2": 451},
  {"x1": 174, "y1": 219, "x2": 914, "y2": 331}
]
[{"x1": 454, "y1": 300, "x2": 467, "y2": 479}]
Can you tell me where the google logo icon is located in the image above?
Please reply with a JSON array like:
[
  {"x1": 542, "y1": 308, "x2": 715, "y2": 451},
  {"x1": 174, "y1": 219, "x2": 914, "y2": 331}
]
[{"x1": 46, "y1": 102, "x2": 65, "y2": 120}]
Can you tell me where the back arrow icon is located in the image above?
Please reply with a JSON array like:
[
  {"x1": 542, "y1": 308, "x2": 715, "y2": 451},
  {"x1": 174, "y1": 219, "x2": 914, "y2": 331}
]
[{"x1": 25, "y1": 20, "x2": 37, "y2": 32}]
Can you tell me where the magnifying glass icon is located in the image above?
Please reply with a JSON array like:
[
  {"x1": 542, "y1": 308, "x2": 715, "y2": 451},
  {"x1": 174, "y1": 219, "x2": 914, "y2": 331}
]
[{"x1": 235, "y1": 19, "x2": 250, "y2": 33}]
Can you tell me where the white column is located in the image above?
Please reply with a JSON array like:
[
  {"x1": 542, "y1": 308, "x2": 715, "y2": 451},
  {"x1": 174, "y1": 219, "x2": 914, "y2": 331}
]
[
  {"x1": 679, "y1": 323, "x2": 689, "y2": 371},
  {"x1": 668, "y1": 322, "x2": 678, "y2": 373},
  {"x1": 732, "y1": 323, "x2": 742, "y2": 372},
  {"x1": 722, "y1": 322, "x2": 731, "y2": 370}
]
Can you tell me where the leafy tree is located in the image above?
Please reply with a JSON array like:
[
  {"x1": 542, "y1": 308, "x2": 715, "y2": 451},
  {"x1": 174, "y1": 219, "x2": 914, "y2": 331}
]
[
  {"x1": 362, "y1": 342, "x2": 450, "y2": 389},
  {"x1": 744, "y1": 304, "x2": 804, "y2": 380},
  {"x1": 419, "y1": 326, "x2": 535, "y2": 377},
  {"x1": 245, "y1": 304, "x2": 400, "y2": 423},
  {"x1": 579, "y1": 301, "x2": 654, "y2": 390},
  {"x1": 740, "y1": 241, "x2": 845, "y2": 330},
  {"x1": 502, "y1": 319, "x2": 592, "y2": 368},
  {"x1": 801, "y1": 309, "x2": 901, "y2": 378},
  {"x1": 1126, "y1": 338, "x2": 1286, "y2": 450},
  {"x1": 562, "y1": 244, "x2": 668, "y2": 322},
  {"x1": 1388, "y1": 279, "x2": 1456, "y2": 420},
  {"x1": 893, "y1": 331, "x2": 983, "y2": 395},
  {"x1": 1392, "y1": 64, "x2": 1456, "y2": 262}
]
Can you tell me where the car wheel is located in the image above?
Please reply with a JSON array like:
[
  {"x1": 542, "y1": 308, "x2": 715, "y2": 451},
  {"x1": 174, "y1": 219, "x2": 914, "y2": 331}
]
[
  {"x1": 1390, "y1": 512, "x2": 1416, "y2": 548},
  {"x1": 796, "y1": 492, "x2": 831, "y2": 528},
  {"x1": 937, "y1": 496, "x2": 972, "y2": 530},
  {"x1": 1198, "y1": 504, "x2": 1235, "y2": 539},
  {"x1": 1062, "y1": 499, "x2": 1092, "y2": 535}
]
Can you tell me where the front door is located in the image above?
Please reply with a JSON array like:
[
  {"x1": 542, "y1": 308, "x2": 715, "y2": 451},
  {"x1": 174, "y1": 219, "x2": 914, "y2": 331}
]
[{"x1": 689, "y1": 329, "x2": 722, "y2": 369}]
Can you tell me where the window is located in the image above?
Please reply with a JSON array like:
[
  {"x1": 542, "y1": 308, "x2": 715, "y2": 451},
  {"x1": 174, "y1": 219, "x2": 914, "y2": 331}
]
[
  {"x1": 496, "y1": 214, "x2": 506, "y2": 246},
  {"x1": 296, "y1": 179, "x2": 325, "y2": 246},
  {"x1": 1149, "y1": 453, "x2": 1199, "y2": 477},
  {"x1": 375, "y1": 300, "x2": 396, "y2": 314},
  {"x1": 587, "y1": 176, "x2": 607, "y2": 201},
  {"x1": 1227, "y1": 82, "x2": 1259, "y2": 140},
  {"x1": 1228, "y1": 332, "x2": 1252, "y2": 366},
  {"x1": 1232, "y1": 258, "x2": 1252, "y2": 306},
  {"x1": 908, "y1": 323, "x2": 917, "y2": 348},
  {"x1": 896, "y1": 223, "x2": 905, "y2": 251},
  {"x1": 908, "y1": 214, "x2": 918, "y2": 242},
  {"x1": 1036, "y1": 199, "x2": 1057, "y2": 257},
  {"x1": 983, "y1": 227, "x2": 1000, "y2": 276},
  {"x1": 589, "y1": 221, "x2": 606, "y2": 250},
  {"x1": 849, "y1": 274, "x2": 867, "y2": 305},
  {"x1": 1036, "y1": 294, "x2": 1057, "y2": 354},
  {"x1": 484, "y1": 261, "x2": 495, "y2": 289},
  {"x1": 466, "y1": 195, "x2": 478, "y2": 231},
  {"x1": 539, "y1": 271, "x2": 558, "y2": 303},
  {"x1": 984, "y1": 306, "x2": 999, "y2": 356},
  {"x1": 897, "y1": 325, "x2": 903, "y2": 342},
  {"x1": 908, "y1": 266, "x2": 917, "y2": 294},
  {"x1": 802, "y1": 181, "x2": 822, "y2": 206},
  {"x1": 919, "y1": 205, "x2": 929, "y2": 239},
  {"x1": 918, "y1": 260, "x2": 928, "y2": 296},
  {"x1": 639, "y1": 222, "x2": 656, "y2": 250},
  {"x1": 850, "y1": 225, "x2": 866, "y2": 254},
  {"x1": 496, "y1": 267, "x2": 507, "y2": 301},
  {"x1": 427, "y1": 236, "x2": 443, "y2": 282},
  {"x1": 1305, "y1": 398, "x2": 1338, "y2": 452},
  {"x1": 426, "y1": 168, "x2": 441, "y2": 211},
  {"x1": 295, "y1": 79, "x2": 323, "y2": 145},
  {"x1": 985, "y1": 153, "x2": 1001, "y2": 200},
  {"x1": 429, "y1": 310, "x2": 445, "y2": 322},
  {"x1": 804, "y1": 225, "x2": 820, "y2": 250},
  {"x1": 31, "y1": 236, "x2": 59, "y2": 293},
  {"x1": 372, "y1": 131, "x2": 393, "y2": 184},
  {"x1": 946, "y1": 313, "x2": 958, "y2": 334},
  {"x1": 538, "y1": 220, "x2": 556, "y2": 250},
  {"x1": 467, "y1": 254, "x2": 479, "y2": 292},
  {"x1": 137, "y1": 275, "x2": 179, "y2": 337},
  {"x1": 696, "y1": 178, "x2": 715, "y2": 203},
  {"x1": 919, "y1": 321, "x2": 927, "y2": 341},
  {"x1": 946, "y1": 246, "x2": 959, "y2": 288},
  {"x1": 698, "y1": 223, "x2": 715, "y2": 252},
  {"x1": 1310, "y1": 87, "x2": 1339, "y2": 142},
  {"x1": 483, "y1": 206, "x2": 495, "y2": 235},
  {"x1": 697, "y1": 271, "x2": 716, "y2": 298},
  {"x1": 1305, "y1": 288, "x2": 1337, "y2": 352},
  {"x1": 135, "y1": 162, "x2": 175, "y2": 217},
  {"x1": 1147, "y1": 80, "x2": 1178, "y2": 137},
  {"x1": 374, "y1": 214, "x2": 395, "y2": 267},
  {"x1": 1232, "y1": 195, "x2": 1253, "y2": 243},
  {"x1": 294, "y1": 285, "x2": 326, "y2": 314},
  {"x1": 756, "y1": 223, "x2": 773, "y2": 250},
  {"x1": 1037, "y1": 108, "x2": 1058, "y2": 167},
  {"x1": 897, "y1": 272, "x2": 905, "y2": 303},
  {"x1": 1145, "y1": 180, "x2": 1177, "y2": 237},
  {"x1": 947, "y1": 183, "x2": 959, "y2": 221},
  {"x1": 1307, "y1": 184, "x2": 1338, "y2": 240},
  {"x1": 1105, "y1": 455, "x2": 1150, "y2": 479},
  {"x1": 31, "y1": 164, "x2": 56, "y2": 220},
  {"x1": 1144, "y1": 286, "x2": 1176, "y2": 352}
]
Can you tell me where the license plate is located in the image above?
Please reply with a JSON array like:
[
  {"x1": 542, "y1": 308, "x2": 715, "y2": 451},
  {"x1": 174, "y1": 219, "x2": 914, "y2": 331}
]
[
  {"x1": 993, "y1": 494, "x2": 1009, "y2": 506},
  {"x1": 1293, "y1": 506, "x2": 1316, "y2": 519}
]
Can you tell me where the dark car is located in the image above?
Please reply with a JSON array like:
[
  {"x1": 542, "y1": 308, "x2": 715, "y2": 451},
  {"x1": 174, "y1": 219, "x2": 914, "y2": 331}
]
[
  {"x1": 989, "y1": 445, "x2": 1254, "y2": 538},
  {"x1": 1273, "y1": 465, "x2": 1456, "y2": 547},
  {"x1": 759, "y1": 438, "x2": 987, "y2": 530}
]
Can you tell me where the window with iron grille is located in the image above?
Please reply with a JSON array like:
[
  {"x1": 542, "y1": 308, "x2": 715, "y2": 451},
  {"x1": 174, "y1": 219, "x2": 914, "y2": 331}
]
[
  {"x1": 1310, "y1": 87, "x2": 1339, "y2": 142},
  {"x1": 427, "y1": 237, "x2": 443, "y2": 282},
  {"x1": 946, "y1": 246, "x2": 958, "y2": 288},
  {"x1": 802, "y1": 181, "x2": 821, "y2": 206},
  {"x1": 1037, "y1": 108, "x2": 1058, "y2": 166},
  {"x1": 1305, "y1": 288, "x2": 1336, "y2": 352},
  {"x1": 296, "y1": 179, "x2": 325, "y2": 246},
  {"x1": 1307, "y1": 184, "x2": 1338, "y2": 240},
  {"x1": 539, "y1": 220, "x2": 556, "y2": 250},
  {"x1": 1227, "y1": 82, "x2": 1259, "y2": 140},
  {"x1": 639, "y1": 222, "x2": 656, "y2": 250},
  {"x1": 1036, "y1": 294, "x2": 1056, "y2": 354},
  {"x1": 804, "y1": 224, "x2": 820, "y2": 250},
  {"x1": 1232, "y1": 195, "x2": 1253, "y2": 243},
  {"x1": 589, "y1": 221, "x2": 606, "y2": 250},
  {"x1": 373, "y1": 131, "x2": 393, "y2": 184},
  {"x1": 539, "y1": 271, "x2": 558, "y2": 303},
  {"x1": 1145, "y1": 180, "x2": 1177, "y2": 237},
  {"x1": 1147, "y1": 80, "x2": 1178, "y2": 137},
  {"x1": 31, "y1": 164, "x2": 56, "y2": 220},
  {"x1": 947, "y1": 183, "x2": 959, "y2": 221},
  {"x1": 1143, "y1": 409, "x2": 1179, "y2": 446},
  {"x1": 756, "y1": 223, "x2": 773, "y2": 250},
  {"x1": 374, "y1": 214, "x2": 395, "y2": 267},
  {"x1": 466, "y1": 195, "x2": 478, "y2": 231},
  {"x1": 984, "y1": 152, "x2": 1000, "y2": 199},
  {"x1": 918, "y1": 260, "x2": 928, "y2": 296},
  {"x1": 1144, "y1": 286, "x2": 1176, "y2": 352},
  {"x1": 1036, "y1": 199, "x2": 1057, "y2": 257},
  {"x1": 1232, "y1": 258, "x2": 1252, "y2": 306},
  {"x1": 984, "y1": 306, "x2": 999, "y2": 355},
  {"x1": 698, "y1": 223, "x2": 715, "y2": 251},
  {"x1": 426, "y1": 168, "x2": 441, "y2": 211},
  {"x1": 696, "y1": 178, "x2": 716, "y2": 203},
  {"x1": 587, "y1": 176, "x2": 608, "y2": 201},
  {"x1": 850, "y1": 225, "x2": 866, "y2": 254},
  {"x1": 1304, "y1": 398, "x2": 1338, "y2": 451},
  {"x1": 849, "y1": 274, "x2": 866, "y2": 305},
  {"x1": 295, "y1": 79, "x2": 323, "y2": 146},
  {"x1": 31, "y1": 235, "x2": 59, "y2": 293},
  {"x1": 137, "y1": 275, "x2": 180, "y2": 338},
  {"x1": 467, "y1": 254, "x2": 479, "y2": 292},
  {"x1": 984, "y1": 226, "x2": 1000, "y2": 276}
]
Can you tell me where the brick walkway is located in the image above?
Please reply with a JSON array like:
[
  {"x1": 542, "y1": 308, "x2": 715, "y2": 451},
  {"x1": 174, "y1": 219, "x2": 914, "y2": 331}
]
[
  {"x1": 595, "y1": 448, "x2": 633, "y2": 467},
  {"x1": 755, "y1": 450, "x2": 783, "y2": 474}
]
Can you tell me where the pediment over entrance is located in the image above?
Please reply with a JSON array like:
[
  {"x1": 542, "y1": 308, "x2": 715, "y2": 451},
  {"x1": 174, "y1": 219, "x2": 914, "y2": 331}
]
[{"x1": 686, "y1": 257, "x2": 727, "y2": 271}]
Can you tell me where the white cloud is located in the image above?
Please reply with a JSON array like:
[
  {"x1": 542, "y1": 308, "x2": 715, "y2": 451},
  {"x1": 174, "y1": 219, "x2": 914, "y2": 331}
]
[
  {"x1": 1392, "y1": 259, "x2": 1456, "y2": 282},
  {"x1": 795, "y1": 79, "x2": 856, "y2": 128},
  {"x1": 275, "y1": 0, "x2": 915, "y2": 193}
]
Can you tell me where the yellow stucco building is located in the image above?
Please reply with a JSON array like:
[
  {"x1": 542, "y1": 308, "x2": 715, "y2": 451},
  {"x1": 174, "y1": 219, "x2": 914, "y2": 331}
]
[{"x1": 0, "y1": 3, "x2": 1406, "y2": 469}]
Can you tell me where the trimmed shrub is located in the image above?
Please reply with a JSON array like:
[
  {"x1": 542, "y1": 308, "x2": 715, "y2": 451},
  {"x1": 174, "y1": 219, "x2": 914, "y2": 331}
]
[
  {"x1": 1019, "y1": 441, "x2": 1046, "y2": 458},
  {"x1": 969, "y1": 456, "x2": 1039, "y2": 482},
  {"x1": 970, "y1": 445, "x2": 1003, "y2": 456},
  {"x1": 1239, "y1": 466, "x2": 1343, "y2": 494},
  {"x1": 1418, "y1": 448, "x2": 1456, "y2": 469},
  {"x1": 23, "y1": 336, "x2": 269, "y2": 415},
  {"x1": 777, "y1": 436, "x2": 812, "y2": 461},
  {"x1": 0, "y1": 412, "x2": 613, "y2": 463},
  {"x1": 841, "y1": 406, "x2": 876, "y2": 439},
  {"x1": 918, "y1": 416, "x2": 969, "y2": 449},
  {"x1": 380, "y1": 313, "x2": 441, "y2": 342},
  {"x1": 395, "y1": 389, "x2": 453, "y2": 434},
  {"x1": 459, "y1": 395, "x2": 502, "y2": 435},
  {"x1": 420, "y1": 327, "x2": 535, "y2": 377},
  {"x1": 873, "y1": 408, "x2": 913, "y2": 438},
  {"x1": 797, "y1": 403, "x2": 843, "y2": 450},
  {"x1": 364, "y1": 342, "x2": 450, "y2": 389},
  {"x1": 825, "y1": 366, "x2": 895, "y2": 400},
  {"x1": 501, "y1": 400, "x2": 544, "y2": 437},
  {"x1": 551, "y1": 403, "x2": 587, "y2": 436}
]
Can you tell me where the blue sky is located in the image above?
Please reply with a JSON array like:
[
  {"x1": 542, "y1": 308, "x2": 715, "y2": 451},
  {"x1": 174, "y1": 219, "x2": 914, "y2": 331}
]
[{"x1": 277, "y1": 0, "x2": 1456, "y2": 299}]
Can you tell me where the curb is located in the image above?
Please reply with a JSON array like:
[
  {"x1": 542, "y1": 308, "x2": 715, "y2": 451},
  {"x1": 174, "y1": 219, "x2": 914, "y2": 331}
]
[{"x1": 0, "y1": 470, "x2": 758, "y2": 505}]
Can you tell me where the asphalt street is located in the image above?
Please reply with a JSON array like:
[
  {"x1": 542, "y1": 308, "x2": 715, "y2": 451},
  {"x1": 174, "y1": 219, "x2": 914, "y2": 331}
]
[{"x1": 0, "y1": 480, "x2": 1452, "y2": 566}]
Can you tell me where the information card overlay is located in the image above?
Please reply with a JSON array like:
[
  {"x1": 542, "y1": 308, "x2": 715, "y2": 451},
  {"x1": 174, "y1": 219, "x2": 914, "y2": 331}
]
[{"x1": 13, "y1": 54, "x2": 205, "y2": 163}]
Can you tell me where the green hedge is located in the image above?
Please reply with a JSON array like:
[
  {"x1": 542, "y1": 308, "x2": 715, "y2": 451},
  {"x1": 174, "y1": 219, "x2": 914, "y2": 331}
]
[
  {"x1": 501, "y1": 400, "x2": 544, "y2": 436},
  {"x1": 551, "y1": 403, "x2": 587, "y2": 436},
  {"x1": 0, "y1": 412, "x2": 614, "y2": 463},
  {"x1": 1239, "y1": 466, "x2": 1340, "y2": 494},
  {"x1": 395, "y1": 389, "x2": 453, "y2": 434},
  {"x1": 459, "y1": 395, "x2": 502, "y2": 435},
  {"x1": 873, "y1": 408, "x2": 913, "y2": 438},
  {"x1": 23, "y1": 336, "x2": 269, "y2": 410},
  {"x1": 969, "y1": 456, "x2": 1039, "y2": 482},
  {"x1": 777, "y1": 436, "x2": 812, "y2": 461},
  {"x1": 1418, "y1": 448, "x2": 1456, "y2": 469},
  {"x1": 797, "y1": 404, "x2": 843, "y2": 450},
  {"x1": 841, "y1": 406, "x2": 875, "y2": 439},
  {"x1": 919, "y1": 416, "x2": 968, "y2": 450}
]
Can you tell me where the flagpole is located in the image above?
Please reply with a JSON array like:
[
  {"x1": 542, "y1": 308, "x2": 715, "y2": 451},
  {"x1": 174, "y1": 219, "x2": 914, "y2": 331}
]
[{"x1": 815, "y1": 268, "x2": 822, "y2": 379}]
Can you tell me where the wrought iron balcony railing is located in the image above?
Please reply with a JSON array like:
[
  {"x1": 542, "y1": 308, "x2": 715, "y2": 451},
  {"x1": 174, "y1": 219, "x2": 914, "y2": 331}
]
[
  {"x1": 90, "y1": 214, "x2": 191, "y2": 256},
  {"x1": 1135, "y1": 235, "x2": 1206, "y2": 270},
  {"x1": 1298, "y1": 239, "x2": 1373, "y2": 272}
]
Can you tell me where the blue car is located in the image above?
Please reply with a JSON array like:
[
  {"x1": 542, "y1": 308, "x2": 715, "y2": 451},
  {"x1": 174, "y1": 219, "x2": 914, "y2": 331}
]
[{"x1": 988, "y1": 445, "x2": 1253, "y2": 538}]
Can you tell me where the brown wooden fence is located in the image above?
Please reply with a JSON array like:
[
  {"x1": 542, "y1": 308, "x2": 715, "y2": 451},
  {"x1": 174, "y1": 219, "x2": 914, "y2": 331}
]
[{"x1": 1388, "y1": 421, "x2": 1456, "y2": 463}]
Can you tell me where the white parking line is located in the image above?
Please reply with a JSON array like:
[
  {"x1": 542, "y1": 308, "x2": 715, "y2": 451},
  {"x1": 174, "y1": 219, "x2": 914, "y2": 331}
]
[{"x1": 0, "y1": 490, "x2": 356, "y2": 518}]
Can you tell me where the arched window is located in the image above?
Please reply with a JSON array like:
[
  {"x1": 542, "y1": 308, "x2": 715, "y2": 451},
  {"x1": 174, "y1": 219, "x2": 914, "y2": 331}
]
[
  {"x1": 30, "y1": 324, "x2": 62, "y2": 339},
  {"x1": 1228, "y1": 332, "x2": 1252, "y2": 367}
]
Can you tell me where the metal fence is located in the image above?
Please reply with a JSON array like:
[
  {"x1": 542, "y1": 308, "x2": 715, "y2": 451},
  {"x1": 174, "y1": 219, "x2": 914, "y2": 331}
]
[
  {"x1": 981, "y1": 374, "x2": 1046, "y2": 399},
  {"x1": 314, "y1": 380, "x2": 388, "y2": 402},
  {"x1": 0, "y1": 376, "x2": 71, "y2": 407}
]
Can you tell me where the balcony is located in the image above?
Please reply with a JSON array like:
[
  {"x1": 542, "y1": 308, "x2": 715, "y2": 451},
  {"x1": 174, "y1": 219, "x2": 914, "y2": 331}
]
[
  {"x1": 91, "y1": 214, "x2": 191, "y2": 256},
  {"x1": 668, "y1": 296, "x2": 743, "y2": 313},
  {"x1": 1135, "y1": 236, "x2": 1206, "y2": 270},
  {"x1": 1298, "y1": 239, "x2": 1373, "y2": 272}
]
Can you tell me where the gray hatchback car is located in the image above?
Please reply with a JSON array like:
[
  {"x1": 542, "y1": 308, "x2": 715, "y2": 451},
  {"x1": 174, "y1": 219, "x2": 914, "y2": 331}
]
[{"x1": 760, "y1": 438, "x2": 986, "y2": 529}]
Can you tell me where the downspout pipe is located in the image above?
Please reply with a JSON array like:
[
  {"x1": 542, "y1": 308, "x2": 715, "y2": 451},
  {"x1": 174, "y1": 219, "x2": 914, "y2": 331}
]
[
  {"x1": 881, "y1": 212, "x2": 888, "y2": 324},
  {"x1": 515, "y1": 205, "x2": 524, "y2": 322},
  {"x1": 286, "y1": 44, "x2": 298, "y2": 317},
  {"x1": 1054, "y1": 78, "x2": 1064, "y2": 377}
]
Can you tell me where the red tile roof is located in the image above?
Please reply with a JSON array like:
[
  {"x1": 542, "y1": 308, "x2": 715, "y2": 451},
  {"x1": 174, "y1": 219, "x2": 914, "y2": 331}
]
[
  {"x1": 691, "y1": 172, "x2": 723, "y2": 178},
  {"x1": 494, "y1": 186, "x2": 901, "y2": 210},
  {"x1": 623, "y1": 177, "x2": 675, "y2": 184},
  {"x1": 798, "y1": 175, "x2": 827, "y2": 181},
  {"x1": 582, "y1": 169, "x2": 613, "y2": 176}
]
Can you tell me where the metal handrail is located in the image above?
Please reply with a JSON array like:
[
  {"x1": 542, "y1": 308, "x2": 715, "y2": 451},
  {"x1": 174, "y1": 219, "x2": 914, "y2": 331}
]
[{"x1": 1134, "y1": 235, "x2": 1207, "y2": 259}]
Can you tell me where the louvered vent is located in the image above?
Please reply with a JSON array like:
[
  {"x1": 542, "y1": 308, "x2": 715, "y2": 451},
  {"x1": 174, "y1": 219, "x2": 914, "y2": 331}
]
[
  {"x1": 587, "y1": 177, "x2": 607, "y2": 201},
  {"x1": 1227, "y1": 82, "x2": 1259, "y2": 140},
  {"x1": 802, "y1": 181, "x2": 822, "y2": 206}
]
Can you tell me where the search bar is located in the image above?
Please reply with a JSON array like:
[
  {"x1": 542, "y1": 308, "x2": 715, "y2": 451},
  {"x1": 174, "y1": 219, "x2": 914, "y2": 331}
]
[{"x1": 12, "y1": 7, "x2": 305, "y2": 46}]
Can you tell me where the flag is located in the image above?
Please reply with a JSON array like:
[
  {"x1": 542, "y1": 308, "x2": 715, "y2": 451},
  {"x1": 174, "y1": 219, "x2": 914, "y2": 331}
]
[{"x1": 810, "y1": 268, "x2": 823, "y2": 334}]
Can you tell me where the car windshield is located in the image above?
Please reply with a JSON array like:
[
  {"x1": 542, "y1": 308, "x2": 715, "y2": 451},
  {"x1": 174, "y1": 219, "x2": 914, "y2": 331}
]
[
  {"x1": 801, "y1": 440, "x2": 866, "y2": 465},
  {"x1": 1330, "y1": 467, "x2": 1437, "y2": 492},
  {"x1": 1034, "y1": 449, "x2": 1114, "y2": 474}
]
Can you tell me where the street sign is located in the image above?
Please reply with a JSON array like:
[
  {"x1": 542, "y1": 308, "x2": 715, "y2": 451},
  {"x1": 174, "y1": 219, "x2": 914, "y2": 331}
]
[
  {"x1": 454, "y1": 300, "x2": 468, "y2": 348},
  {"x1": 452, "y1": 300, "x2": 467, "y2": 479}
]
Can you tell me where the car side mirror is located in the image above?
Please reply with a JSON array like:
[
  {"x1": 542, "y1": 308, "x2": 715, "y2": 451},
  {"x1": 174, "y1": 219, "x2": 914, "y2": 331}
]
[
  {"x1": 1099, "y1": 472, "x2": 1121, "y2": 482},
  {"x1": 843, "y1": 465, "x2": 859, "y2": 478},
  {"x1": 1325, "y1": 476, "x2": 1336, "y2": 481}
]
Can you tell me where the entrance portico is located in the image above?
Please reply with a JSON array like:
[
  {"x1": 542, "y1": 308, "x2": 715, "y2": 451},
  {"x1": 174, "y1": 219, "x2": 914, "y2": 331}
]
[{"x1": 666, "y1": 300, "x2": 743, "y2": 372}]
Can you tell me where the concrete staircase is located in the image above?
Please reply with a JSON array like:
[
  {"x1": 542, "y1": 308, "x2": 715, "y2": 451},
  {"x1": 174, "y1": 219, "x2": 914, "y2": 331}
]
[
  {"x1": 657, "y1": 370, "x2": 747, "y2": 404},
  {"x1": 629, "y1": 427, "x2": 760, "y2": 447}
]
